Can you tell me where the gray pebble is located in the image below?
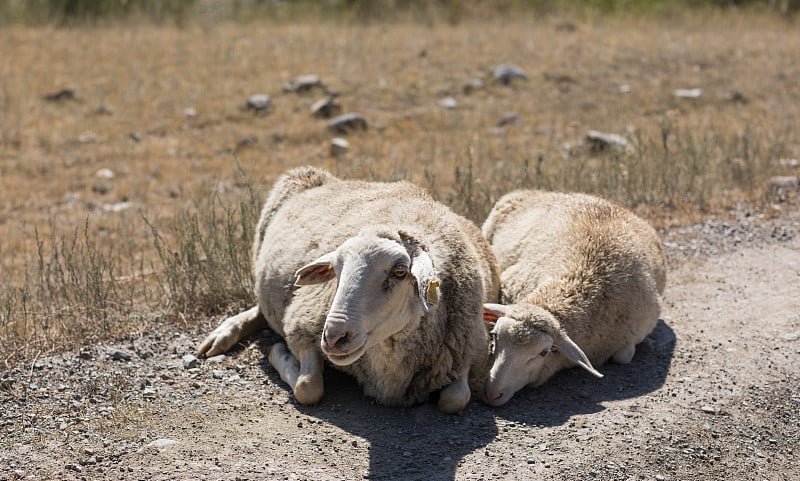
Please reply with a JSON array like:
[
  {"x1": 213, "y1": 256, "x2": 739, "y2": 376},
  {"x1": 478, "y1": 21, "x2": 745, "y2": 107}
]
[
  {"x1": 206, "y1": 354, "x2": 226, "y2": 364},
  {"x1": 182, "y1": 354, "x2": 198, "y2": 369},
  {"x1": 109, "y1": 349, "x2": 132, "y2": 362},
  {"x1": 328, "y1": 112, "x2": 367, "y2": 134}
]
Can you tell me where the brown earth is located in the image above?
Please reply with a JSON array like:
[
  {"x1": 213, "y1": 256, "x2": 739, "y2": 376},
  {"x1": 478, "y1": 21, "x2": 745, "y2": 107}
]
[{"x1": 2, "y1": 205, "x2": 799, "y2": 481}]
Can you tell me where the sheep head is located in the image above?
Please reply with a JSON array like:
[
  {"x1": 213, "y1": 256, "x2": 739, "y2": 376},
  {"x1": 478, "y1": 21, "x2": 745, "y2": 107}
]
[
  {"x1": 481, "y1": 303, "x2": 603, "y2": 407},
  {"x1": 294, "y1": 230, "x2": 440, "y2": 366}
]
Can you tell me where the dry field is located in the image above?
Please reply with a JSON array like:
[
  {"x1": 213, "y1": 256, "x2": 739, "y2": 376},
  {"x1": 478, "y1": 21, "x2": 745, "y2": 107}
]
[{"x1": 1, "y1": 12, "x2": 800, "y2": 363}]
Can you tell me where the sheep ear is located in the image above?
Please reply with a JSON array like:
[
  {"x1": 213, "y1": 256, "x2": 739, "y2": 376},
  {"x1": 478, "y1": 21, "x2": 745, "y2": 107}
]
[
  {"x1": 556, "y1": 334, "x2": 604, "y2": 379},
  {"x1": 483, "y1": 303, "x2": 507, "y2": 322},
  {"x1": 411, "y1": 248, "x2": 439, "y2": 310},
  {"x1": 294, "y1": 252, "x2": 336, "y2": 286}
]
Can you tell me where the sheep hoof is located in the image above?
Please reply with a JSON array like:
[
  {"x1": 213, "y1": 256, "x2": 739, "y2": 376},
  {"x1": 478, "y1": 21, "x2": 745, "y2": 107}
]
[
  {"x1": 438, "y1": 379, "x2": 470, "y2": 414},
  {"x1": 612, "y1": 343, "x2": 635, "y2": 364},
  {"x1": 294, "y1": 375, "x2": 324, "y2": 405}
]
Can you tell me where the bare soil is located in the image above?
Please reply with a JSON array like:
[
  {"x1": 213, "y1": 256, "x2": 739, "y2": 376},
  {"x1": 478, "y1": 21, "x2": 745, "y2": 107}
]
[{"x1": 2, "y1": 205, "x2": 799, "y2": 481}]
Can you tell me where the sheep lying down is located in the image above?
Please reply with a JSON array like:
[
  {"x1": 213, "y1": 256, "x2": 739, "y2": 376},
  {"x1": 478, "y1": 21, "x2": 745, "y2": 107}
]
[
  {"x1": 197, "y1": 166, "x2": 499, "y2": 413},
  {"x1": 481, "y1": 190, "x2": 667, "y2": 407}
]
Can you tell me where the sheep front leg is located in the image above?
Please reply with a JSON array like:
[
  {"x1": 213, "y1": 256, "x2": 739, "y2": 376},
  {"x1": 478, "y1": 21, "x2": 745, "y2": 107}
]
[
  {"x1": 197, "y1": 306, "x2": 265, "y2": 357},
  {"x1": 438, "y1": 367, "x2": 471, "y2": 414},
  {"x1": 612, "y1": 343, "x2": 636, "y2": 364},
  {"x1": 268, "y1": 343, "x2": 324, "y2": 405}
]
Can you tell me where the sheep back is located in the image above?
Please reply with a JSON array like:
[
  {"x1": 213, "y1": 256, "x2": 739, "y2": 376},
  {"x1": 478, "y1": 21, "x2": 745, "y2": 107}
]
[{"x1": 483, "y1": 189, "x2": 666, "y2": 366}]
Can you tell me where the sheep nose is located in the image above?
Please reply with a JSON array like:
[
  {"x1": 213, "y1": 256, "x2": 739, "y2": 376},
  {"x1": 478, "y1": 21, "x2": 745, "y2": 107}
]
[
  {"x1": 483, "y1": 387, "x2": 505, "y2": 406},
  {"x1": 323, "y1": 325, "x2": 351, "y2": 351}
]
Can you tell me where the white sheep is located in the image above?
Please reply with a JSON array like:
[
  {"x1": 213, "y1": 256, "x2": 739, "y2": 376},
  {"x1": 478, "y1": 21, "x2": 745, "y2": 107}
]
[
  {"x1": 480, "y1": 190, "x2": 666, "y2": 407},
  {"x1": 198, "y1": 166, "x2": 499, "y2": 413}
]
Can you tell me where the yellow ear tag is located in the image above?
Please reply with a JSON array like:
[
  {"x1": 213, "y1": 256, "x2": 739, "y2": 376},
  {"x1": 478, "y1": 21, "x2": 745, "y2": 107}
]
[{"x1": 426, "y1": 280, "x2": 440, "y2": 306}]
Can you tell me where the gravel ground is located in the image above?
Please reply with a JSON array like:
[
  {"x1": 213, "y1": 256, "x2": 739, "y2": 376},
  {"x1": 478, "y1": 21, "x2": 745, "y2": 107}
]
[{"x1": 2, "y1": 203, "x2": 799, "y2": 481}]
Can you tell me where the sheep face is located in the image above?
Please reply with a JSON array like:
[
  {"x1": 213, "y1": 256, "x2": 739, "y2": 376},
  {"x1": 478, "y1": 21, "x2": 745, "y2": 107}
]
[
  {"x1": 482, "y1": 303, "x2": 603, "y2": 407},
  {"x1": 295, "y1": 234, "x2": 439, "y2": 367}
]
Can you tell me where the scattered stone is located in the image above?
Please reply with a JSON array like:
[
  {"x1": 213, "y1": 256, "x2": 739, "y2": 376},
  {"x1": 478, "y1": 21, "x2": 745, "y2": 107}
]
[
  {"x1": 146, "y1": 438, "x2": 177, "y2": 449},
  {"x1": 96, "y1": 168, "x2": 115, "y2": 179},
  {"x1": 700, "y1": 405, "x2": 717, "y2": 414},
  {"x1": 212, "y1": 370, "x2": 225, "y2": 379},
  {"x1": 78, "y1": 349, "x2": 92, "y2": 360},
  {"x1": 206, "y1": 354, "x2": 227, "y2": 364},
  {"x1": 129, "y1": 132, "x2": 143, "y2": 143},
  {"x1": 673, "y1": 88, "x2": 702, "y2": 99},
  {"x1": 283, "y1": 74, "x2": 326, "y2": 94},
  {"x1": 585, "y1": 130, "x2": 632, "y2": 153},
  {"x1": 777, "y1": 158, "x2": 799, "y2": 168},
  {"x1": 497, "y1": 112, "x2": 521, "y2": 127},
  {"x1": 65, "y1": 463, "x2": 82, "y2": 473},
  {"x1": 43, "y1": 88, "x2": 76, "y2": 102},
  {"x1": 236, "y1": 135, "x2": 258, "y2": 149},
  {"x1": 182, "y1": 354, "x2": 198, "y2": 369},
  {"x1": 330, "y1": 137, "x2": 349, "y2": 158},
  {"x1": 311, "y1": 96, "x2": 342, "y2": 119},
  {"x1": 94, "y1": 105, "x2": 114, "y2": 115},
  {"x1": 102, "y1": 202, "x2": 134, "y2": 213},
  {"x1": 402, "y1": 451, "x2": 412, "y2": 457},
  {"x1": 328, "y1": 112, "x2": 368, "y2": 134},
  {"x1": 491, "y1": 63, "x2": 527, "y2": 86},
  {"x1": 781, "y1": 331, "x2": 800, "y2": 342},
  {"x1": 244, "y1": 94, "x2": 272, "y2": 114},
  {"x1": 655, "y1": 475, "x2": 666, "y2": 481},
  {"x1": 183, "y1": 107, "x2": 197, "y2": 118},
  {"x1": 110, "y1": 349, "x2": 133, "y2": 361},
  {"x1": 619, "y1": 84, "x2": 632, "y2": 94},
  {"x1": 78, "y1": 131, "x2": 97, "y2": 143},
  {"x1": 142, "y1": 387, "x2": 157, "y2": 399},
  {"x1": 438, "y1": 96, "x2": 457, "y2": 109},
  {"x1": 462, "y1": 78, "x2": 485, "y2": 94},
  {"x1": 726, "y1": 90, "x2": 747, "y2": 103},
  {"x1": 92, "y1": 182, "x2": 112, "y2": 195}
]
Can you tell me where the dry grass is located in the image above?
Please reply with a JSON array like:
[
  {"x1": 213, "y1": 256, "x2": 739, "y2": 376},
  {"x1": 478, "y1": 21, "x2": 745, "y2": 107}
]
[{"x1": 1, "y1": 12, "x2": 799, "y2": 366}]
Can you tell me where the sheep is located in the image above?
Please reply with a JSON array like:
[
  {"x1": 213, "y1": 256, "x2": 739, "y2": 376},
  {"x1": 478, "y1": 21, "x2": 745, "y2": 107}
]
[
  {"x1": 480, "y1": 190, "x2": 666, "y2": 407},
  {"x1": 197, "y1": 166, "x2": 499, "y2": 413}
]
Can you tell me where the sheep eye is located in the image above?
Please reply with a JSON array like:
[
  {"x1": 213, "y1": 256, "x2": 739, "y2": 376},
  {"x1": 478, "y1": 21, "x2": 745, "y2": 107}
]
[
  {"x1": 392, "y1": 267, "x2": 408, "y2": 279},
  {"x1": 540, "y1": 348, "x2": 550, "y2": 357}
]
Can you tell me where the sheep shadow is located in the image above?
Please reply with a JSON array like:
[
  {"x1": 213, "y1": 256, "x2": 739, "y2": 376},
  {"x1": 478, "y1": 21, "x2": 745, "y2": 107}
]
[
  {"x1": 250, "y1": 337, "x2": 498, "y2": 481},
  {"x1": 490, "y1": 318, "x2": 676, "y2": 426}
]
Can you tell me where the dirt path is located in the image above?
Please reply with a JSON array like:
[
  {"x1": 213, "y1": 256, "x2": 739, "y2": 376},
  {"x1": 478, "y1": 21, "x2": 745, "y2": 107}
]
[{"x1": 2, "y1": 213, "x2": 799, "y2": 481}]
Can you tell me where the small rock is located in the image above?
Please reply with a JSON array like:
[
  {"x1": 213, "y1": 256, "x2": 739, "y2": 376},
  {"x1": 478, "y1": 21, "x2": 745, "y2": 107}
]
[
  {"x1": 94, "y1": 105, "x2": 114, "y2": 115},
  {"x1": 727, "y1": 90, "x2": 747, "y2": 103},
  {"x1": 328, "y1": 112, "x2": 368, "y2": 134},
  {"x1": 95, "y1": 168, "x2": 115, "y2": 179},
  {"x1": 700, "y1": 405, "x2": 716, "y2": 414},
  {"x1": 129, "y1": 132, "x2": 142, "y2": 143},
  {"x1": 497, "y1": 112, "x2": 521, "y2": 127},
  {"x1": 65, "y1": 463, "x2": 82, "y2": 473},
  {"x1": 245, "y1": 94, "x2": 272, "y2": 114},
  {"x1": 586, "y1": 130, "x2": 632, "y2": 153},
  {"x1": 183, "y1": 107, "x2": 197, "y2": 118},
  {"x1": 311, "y1": 97, "x2": 342, "y2": 119},
  {"x1": 673, "y1": 88, "x2": 702, "y2": 99},
  {"x1": 438, "y1": 96, "x2": 457, "y2": 109},
  {"x1": 402, "y1": 451, "x2": 412, "y2": 457},
  {"x1": 143, "y1": 387, "x2": 157, "y2": 399},
  {"x1": 619, "y1": 84, "x2": 632, "y2": 94},
  {"x1": 462, "y1": 78, "x2": 485, "y2": 94},
  {"x1": 182, "y1": 354, "x2": 198, "y2": 369},
  {"x1": 212, "y1": 370, "x2": 225, "y2": 379},
  {"x1": 110, "y1": 349, "x2": 133, "y2": 361},
  {"x1": 283, "y1": 74, "x2": 326, "y2": 94},
  {"x1": 236, "y1": 135, "x2": 258, "y2": 149},
  {"x1": 147, "y1": 438, "x2": 177, "y2": 449},
  {"x1": 655, "y1": 475, "x2": 666, "y2": 481},
  {"x1": 781, "y1": 331, "x2": 800, "y2": 342},
  {"x1": 330, "y1": 137, "x2": 349, "y2": 158},
  {"x1": 206, "y1": 354, "x2": 226, "y2": 363},
  {"x1": 102, "y1": 202, "x2": 133, "y2": 213},
  {"x1": 526, "y1": 458, "x2": 536, "y2": 464},
  {"x1": 44, "y1": 88, "x2": 76, "y2": 102},
  {"x1": 78, "y1": 131, "x2": 97, "y2": 143},
  {"x1": 491, "y1": 63, "x2": 527, "y2": 86}
]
